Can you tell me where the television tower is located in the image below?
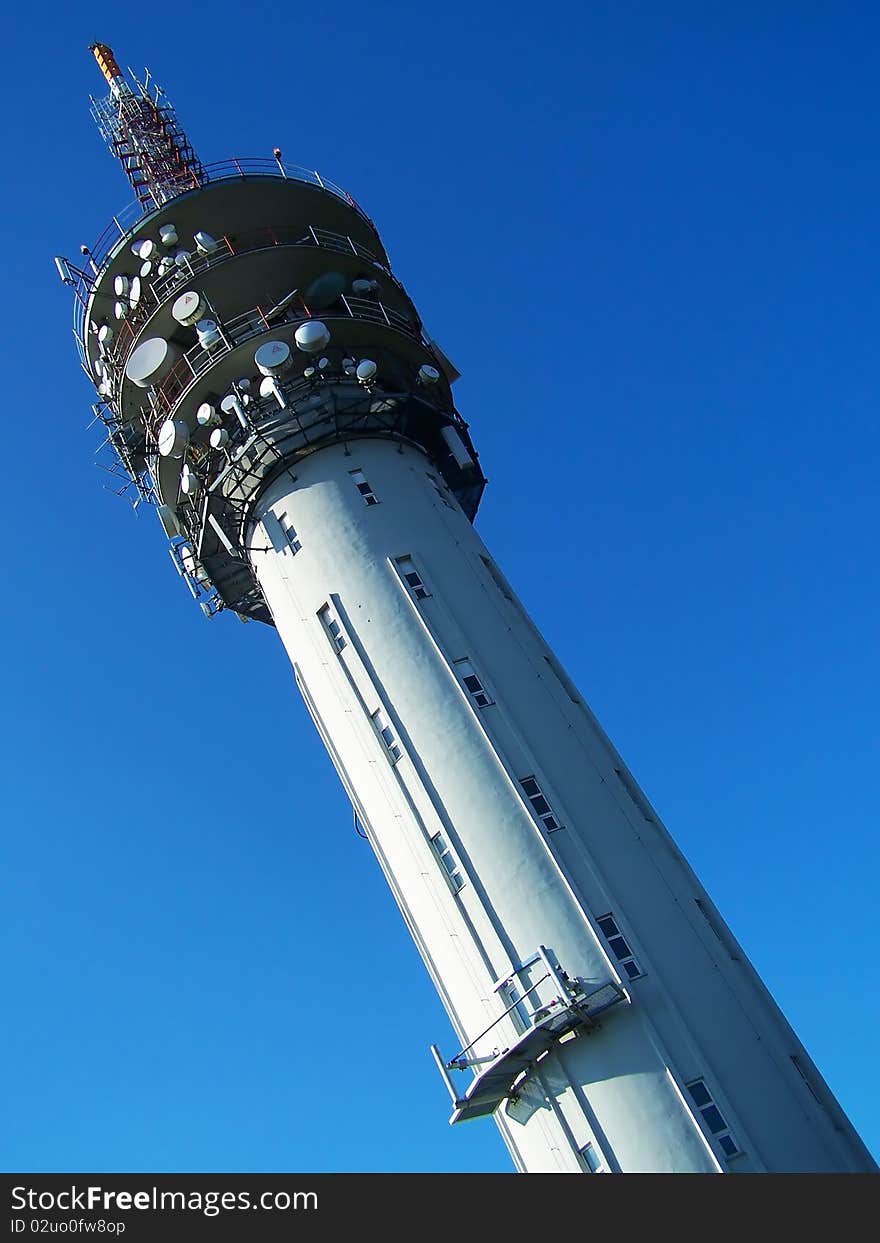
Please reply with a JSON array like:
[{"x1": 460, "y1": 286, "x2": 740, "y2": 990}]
[{"x1": 58, "y1": 45, "x2": 876, "y2": 1173}]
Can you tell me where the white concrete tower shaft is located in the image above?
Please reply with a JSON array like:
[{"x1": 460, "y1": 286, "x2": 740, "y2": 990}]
[{"x1": 63, "y1": 49, "x2": 876, "y2": 1174}]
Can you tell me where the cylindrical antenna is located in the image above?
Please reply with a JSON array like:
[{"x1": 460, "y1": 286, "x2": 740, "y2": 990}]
[{"x1": 89, "y1": 43, "x2": 130, "y2": 99}]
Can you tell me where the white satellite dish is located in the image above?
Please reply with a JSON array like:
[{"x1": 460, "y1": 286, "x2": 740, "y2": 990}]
[
  {"x1": 125, "y1": 337, "x2": 180, "y2": 388},
  {"x1": 294, "y1": 320, "x2": 331, "y2": 354},
  {"x1": 114, "y1": 274, "x2": 131, "y2": 297},
  {"x1": 351, "y1": 278, "x2": 378, "y2": 295},
  {"x1": 137, "y1": 240, "x2": 156, "y2": 261},
  {"x1": 159, "y1": 223, "x2": 179, "y2": 246},
  {"x1": 174, "y1": 250, "x2": 193, "y2": 267},
  {"x1": 180, "y1": 464, "x2": 199, "y2": 496},
  {"x1": 196, "y1": 319, "x2": 221, "y2": 349},
  {"x1": 172, "y1": 289, "x2": 207, "y2": 327},
  {"x1": 196, "y1": 402, "x2": 220, "y2": 427},
  {"x1": 114, "y1": 300, "x2": 128, "y2": 320},
  {"x1": 210, "y1": 427, "x2": 230, "y2": 449},
  {"x1": 356, "y1": 359, "x2": 377, "y2": 382},
  {"x1": 158, "y1": 418, "x2": 190, "y2": 458},
  {"x1": 236, "y1": 377, "x2": 251, "y2": 391},
  {"x1": 129, "y1": 276, "x2": 142, "y2": 308},
  {"x1": 418, "y1": 364, "x2": 441, "y2": 384},
  {"x1": 194, "y1": 230, "x2": 218, "y2": 253},
  {"x1": 255, "y1": 340, "x2": 292, "y2": 376},
  {"x1": 97, "y1": 323, "x2": 113, "y2": 346},
  {"x1": 342, "y1": 357, "x2": 356, "y2": 375}
]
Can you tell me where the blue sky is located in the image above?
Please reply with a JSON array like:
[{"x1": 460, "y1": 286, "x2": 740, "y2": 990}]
[{"x1": 2, "y1": 3, "x2": 877, "y2": 1171}]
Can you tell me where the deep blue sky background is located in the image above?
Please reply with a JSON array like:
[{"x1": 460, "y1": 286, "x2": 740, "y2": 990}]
[{"x1": 2, "y1": 3, "x2": 877, "y2": 1172}]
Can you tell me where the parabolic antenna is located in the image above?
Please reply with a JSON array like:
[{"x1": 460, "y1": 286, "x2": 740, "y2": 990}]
[
  {"x1": 158, "y1": 418, "x2": 189, "y2": 458},
  {"x1": 294, "y1": 320, "x2": 331, "y2": 354},
  {"x1": 172, "y1": 289, "x2": 206, "y2": 327},
  {"x1": 125, "y1": 337, "x2": 180, "y2": 388},
  {"x1": 304, "y1": 271, "x2": 345, "y2": 309},
  {"x1": 255, "y1": 340, "x2": 292, "y2": 376}
]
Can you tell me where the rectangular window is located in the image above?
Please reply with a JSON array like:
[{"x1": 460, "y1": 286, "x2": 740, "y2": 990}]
[
  {"x1": 371, "y1": 707, "x2": 402, "y2": 763},
  {"x1": 318, "y1": 603, "x2": 346, "y2": 653},
  {"x1": 430, "y1": 831, "x2": 465, "y2": 892},
  {"x1": 349, "y1": 468, "x2": 378, "y2": 505},
  {"x1": 454, "y1": 657, "x2": 493, "y2": 707},
  {"x1": 519, "y1": 776, "x2": 563, "y2": 832},
  {"x1": 426, "y1": 471, "x2": 454, "y2": 509},
  {"x1": 279, "y1": 512, "x2": 301, "y2": 553},
  {"x1": 579, "y1": 1142, "x2": 606, "y2": 1173},
  {"x1": 596, "y1": 913, "x2": 644, "y2": 980},
  {"x1": 395, "y1": 555, "x2": 430, "y2": 600},
  {"x1": 685, "y1": 1079, "x2": 740, "y2": 1158}
]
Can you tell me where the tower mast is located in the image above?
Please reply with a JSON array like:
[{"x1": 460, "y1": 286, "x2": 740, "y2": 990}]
[{"x1": 57, "y1": 44, "x2": 877, "y2": 1174}]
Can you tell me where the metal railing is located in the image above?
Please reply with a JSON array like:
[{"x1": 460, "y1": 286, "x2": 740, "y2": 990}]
[
  {"x1": 71, "y1": 157, "x2": 374, "y2": 364},
  {"x1": 146, "y1": 296, "x2": 427, "y2": 420},
  {"x1": 82, "y1": 224, "x2": 394, "y2": 383}
]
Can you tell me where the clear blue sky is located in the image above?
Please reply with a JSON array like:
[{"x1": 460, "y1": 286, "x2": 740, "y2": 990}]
[{"x1": 2, "y1": 3, "x2": 877, "y2": 1172}]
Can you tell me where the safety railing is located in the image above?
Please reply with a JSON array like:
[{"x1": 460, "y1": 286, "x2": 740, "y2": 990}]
[
  {"x1": 146, "y1": 295, "x2": 426, "y2": 419},
  {"x1": 88, "y1": 224, "x2": 394, "y2": 381},
  {"x1": 71, "y1": 157, "x2": 373, "y2": 363}
]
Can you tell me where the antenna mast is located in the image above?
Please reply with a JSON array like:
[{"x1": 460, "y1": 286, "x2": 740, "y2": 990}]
[{"x1": 88, "y1": 42, "x2": 204, "y2": 210}]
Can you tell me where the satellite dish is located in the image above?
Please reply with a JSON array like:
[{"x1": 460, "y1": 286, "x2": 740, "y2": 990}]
[
  {"x1": 180, "y1": 464, "x2": 199, "y2": 496},
  {"x1": 304, "y1": 271, "x2": 345, "y2": 309},
  {"x1": 294, "y1": 320, "x2": 331, "y2": 354},
  {"x1": 159, "y1": 223, "x2": 179, "y2": 246},
  {"x1": 97, "y1": 323, "x2": 113, "y2": 346},
  {"x1": 114, "y1": 300, "x2": 128, "y2": 320},
  {"x1": 172, "y1": 289, "x2": 207, "y2": 327},
  {"x1": 125, "y1": 337, "x2": 180, "y2": 387},
  {"x1": 236, "y1": 377, "x2": 251, "y2": 391},
  {"x1": 254, "y1": 340, "x2": 292, "y2": 376},
  {"x1": 351, "y1": 278, "x2": 378, "y2": 296},
  {"x1": 157, "y1": 258, "x2": 174, "y2": 276},
  {"x1": 196, "y1": 402, "x2": 219, "y2": 427},
  {"x1": 194, "y1": 230, "x2": 218, "y2": 253},
  {"x1": 158, "y1": 418, "x2": 190, "y2": 458},
  {"x1": 196, "y1": 319, "x2": 221, "y2": 349},
  {"x1": 303, "y1": 367, "x2": 315, "y2": 378},
  {"x1": 174, "y1": 250, "x2": 192, "y2": 267},
  {"x1": 342, "y1": 357, "x2": 356, "y2": 375},
  {"x1": 210, "y1": 427, "x2": 230, "y2": 449},
  {"x1": 130, "y1": 241, "x2": 144, "y2": 257},
  {"x1": 129, "y1": 276, "x2": 142, "y2": 308},
  {"x1": 356, "y1": 359, "x2": 377, "y2": 382},
  {"x1": 418, "y1": 364, "x2": 441, "y2": 384},
  {"x1": 137, "y1": 240, "x2": 156, "y2": 261},
  {"x1": 114, "y1": 274, "x2": 131, "y2": 297}
]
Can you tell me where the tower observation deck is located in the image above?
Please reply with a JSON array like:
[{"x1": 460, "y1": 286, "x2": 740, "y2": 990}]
[{"x1": 58, "y1": 45, "x2": 877, "y2": 1173}]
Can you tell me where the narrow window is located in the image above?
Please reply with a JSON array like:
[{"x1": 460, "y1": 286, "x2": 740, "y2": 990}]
[
  {"x1": 454, "y1": 657, "x2": 493, "y2": 707},
  {"x1": 685, "y1": 1079, "x2": 740, "y2": 1158},
  {"x1": 596, "y1": 913, "x2": 644, "y2": 980},
  {"x1": 371, "y1": 707, "x2": 402, "y2": 763},
  {"x1": 396, "y1": 555, "x2": 430, "y2": 600},
  {"x1": 430, "y1": 831, "x2": 465, "y2": 892},
  {"x1": 349, "y1": 468, "x2": 378, "y2": 505},
  {"x1": 279, "y1": 512, "x2": 301, "y2": 553},
  {"x1": 426, "y1": 471, "x2": 454, "y2": 509},
  {"x1": 519, "y1": 776, "x2": 563, "y2": 832},
  {"x1": 579, "y1": 1142, "x2": 605, "y2": 1173},
  {"x1": 318, "y1": 603, "x2": 346, "y2": 653}
]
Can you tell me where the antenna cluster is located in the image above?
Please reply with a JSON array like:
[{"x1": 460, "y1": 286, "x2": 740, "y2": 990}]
[{"x1": 88, "y1": 43, "x2": 204, "y2": 210}]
